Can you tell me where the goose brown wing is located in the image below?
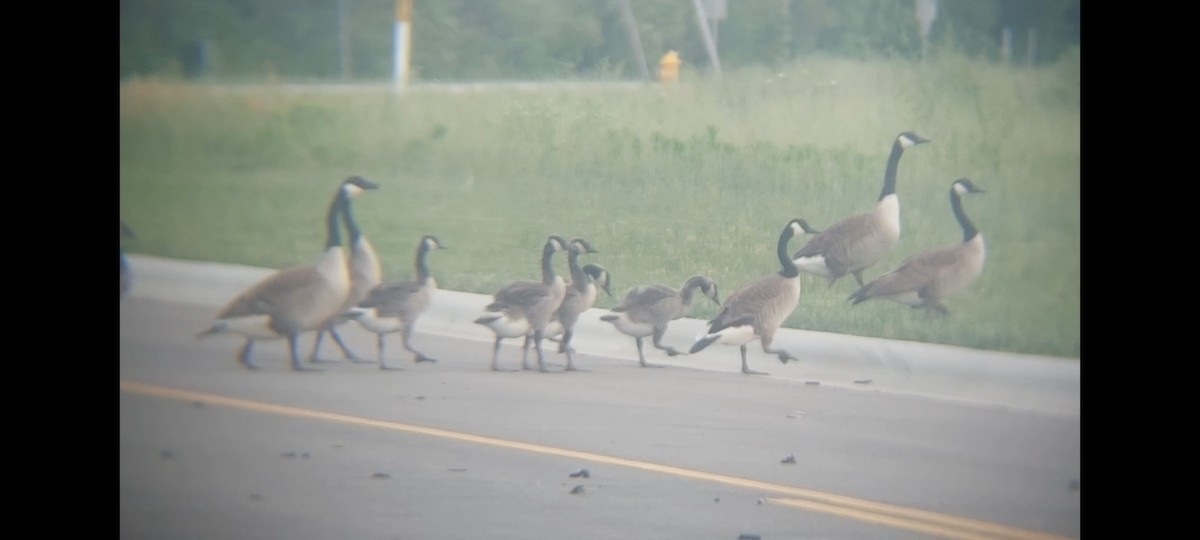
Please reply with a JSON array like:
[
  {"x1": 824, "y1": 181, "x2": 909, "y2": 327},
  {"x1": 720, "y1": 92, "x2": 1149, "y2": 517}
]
[
  {"x1": 618, "y1": 285, "x2": 675, "y2": 309},
  {"x1": 215, "y1": 265, "x2": 321, "y2": 319},
  {"x1": 792, "y1": 213, "x2": 876, "y2": 268},
  {"x1": 488, "y1": 280, "x2": 551, "y2": 311},
  {"x1": 704, "y1": 276, "x2": 776, "y2": 332},
  {"x1": 609, "y1": 285, "x2": 674, "y2": 324},
  {"x1": 859, "y1": 245, "x2": 961, "y2": 297},
  {"x1": 361, "y1": 280, "x2": 422, "y2": 313}
]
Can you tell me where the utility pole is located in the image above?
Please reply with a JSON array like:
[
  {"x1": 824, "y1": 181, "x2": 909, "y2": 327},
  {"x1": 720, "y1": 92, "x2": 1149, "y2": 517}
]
[
  {"x1": 916, "y1": 0, "x2": 937, "y2": 62},
  {"x1": 393, "y1": 0, "x2": 413, "y2": 91},
  {"x1": 691, "y1": 0, "x2": 721, "y2": 76},
  {"x1": 703, "y1": 0, "x2": 726, "y2": 51},
  {"x1": 617, "y1": 0, "x2": 651, "y2": 82}
]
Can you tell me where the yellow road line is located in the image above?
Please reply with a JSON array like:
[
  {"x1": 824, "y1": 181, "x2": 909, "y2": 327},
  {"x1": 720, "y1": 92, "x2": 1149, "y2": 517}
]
[
  {"x1": 120, "y1": 380, "x2": 1071, "y2": 540},
  {"x1": 766, "y1": 498, "x2": 1017, "y2": 540}
]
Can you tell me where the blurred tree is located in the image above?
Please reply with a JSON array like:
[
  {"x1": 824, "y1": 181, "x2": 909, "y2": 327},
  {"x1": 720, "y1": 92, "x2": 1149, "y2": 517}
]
[
  {"x1": 118, "y1": 0, "x2": 1080, "y2": 81},
  {"x1": 718, "y1": 0, "x2": 792, "y2": 68}
]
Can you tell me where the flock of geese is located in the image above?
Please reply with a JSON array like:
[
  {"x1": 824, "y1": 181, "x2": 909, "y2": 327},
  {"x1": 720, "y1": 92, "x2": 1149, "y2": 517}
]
[{"x1": 124, "y1": 131, "x2": 989, "y2": 376}]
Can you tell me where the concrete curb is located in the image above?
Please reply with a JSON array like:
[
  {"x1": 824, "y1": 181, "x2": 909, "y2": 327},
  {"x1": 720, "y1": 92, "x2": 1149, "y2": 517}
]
[{"x1": 123, "y1": 254, "x2": 1080, "y2": 418}]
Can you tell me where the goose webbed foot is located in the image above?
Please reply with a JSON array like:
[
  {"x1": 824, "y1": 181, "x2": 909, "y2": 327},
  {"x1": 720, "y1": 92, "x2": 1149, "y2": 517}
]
[
  {"x1": 740, "y1": 345, "x2": 769, "y2": 376},
  {"x1": 414, "y1": 354, "x2": 438, "y2": 363},
  {"x1": 289, "y1": 335, "x2": 324, "y2": 372}
]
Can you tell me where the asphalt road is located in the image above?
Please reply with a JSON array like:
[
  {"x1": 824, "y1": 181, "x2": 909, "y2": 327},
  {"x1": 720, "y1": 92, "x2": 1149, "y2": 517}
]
[{"x1": 119, "y1": 256, "x2": 1080, "y2": 540}]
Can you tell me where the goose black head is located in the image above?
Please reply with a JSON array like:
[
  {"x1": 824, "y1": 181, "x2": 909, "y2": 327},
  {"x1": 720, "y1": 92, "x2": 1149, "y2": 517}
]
[
  {"x1": 786, "y1": 218, "x2": 821, "y2": 239},
  {"x1": 421, "y1": 235, "x2": 448, "y2": 251},
  {"x1": 952, "y1": 178, "x2": 986, "y2": 196},
  {"x1": 568, "y1": 237, "x2": 599, "y2": 255},
  {"x1": 545, "y1": 235, "x2": 570, "y2": 253},
  {"x1": 896, "y1": 131, "x2": 931, "y2": 149},
  {"x1": 582, "y1": 264, "x2": 612, "y2": 297},
  {"x1": 794, "y1": 218, "x2": 821, "y2": 235},
  {"x1": 341, "y1": 175, "x2": 381, "y2": 198},
  {"x1": 702, "y1": 280, "x2": 720, "y2": 305}
]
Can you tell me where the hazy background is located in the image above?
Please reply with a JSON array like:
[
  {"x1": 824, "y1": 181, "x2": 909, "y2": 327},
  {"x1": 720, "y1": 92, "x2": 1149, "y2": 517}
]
[{"x1": 119, "y1": 0, "x2": 1080, "y2": 82}]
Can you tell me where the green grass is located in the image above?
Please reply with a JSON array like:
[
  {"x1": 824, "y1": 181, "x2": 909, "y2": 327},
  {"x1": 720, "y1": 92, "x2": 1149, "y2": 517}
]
[{"x1": 119, "y1": 52, "x2": 1081, "y2": 359}]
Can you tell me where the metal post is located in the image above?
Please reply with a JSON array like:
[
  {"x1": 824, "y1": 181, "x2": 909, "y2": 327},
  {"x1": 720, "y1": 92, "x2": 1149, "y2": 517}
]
[
  {"x1": 617, "y1": 0, "x2": 651, "y2": 83},
  {"x1": 393, "y1": 0, "x2": 412, "y2": 91},
  {"x1": 691, "y1": 0, "x2": 721, "y2": 76},
  {"x1": 709, "y1": 15, "x2": 718, "y2": 51},
  {"x1": 916, "y1": 0, "x2": 938, "y2": 62}
]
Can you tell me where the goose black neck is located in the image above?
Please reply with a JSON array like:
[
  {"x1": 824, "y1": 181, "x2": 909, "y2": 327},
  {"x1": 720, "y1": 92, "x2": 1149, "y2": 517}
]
[
  {"x1": 951, "y1": 189, "x2": 978, "y2": 242},
  {"x1": 568, "y1": 249, "x2": 588, "y2": 291},
  {"x1": 341, "y1": 196, "x2": 362, "y2": 245},
  {"x1": 541, "y1": 242, "x2": 558, "y2": 285},
  {"x1": 879, "y1": 140, "x2": 905, "y2": 201},
  {"x1": 679, "y1": 281, "x2": 698, "y2": 306},
  {"x1": 778, "y1": 227, "x2": 800, "y2": 278},
  {"x1": 415, "y1": 242, "x2": 432, "y2": 282},
  {"x1": 325, "y1": 191, "x2": 347, "y2": 249}
]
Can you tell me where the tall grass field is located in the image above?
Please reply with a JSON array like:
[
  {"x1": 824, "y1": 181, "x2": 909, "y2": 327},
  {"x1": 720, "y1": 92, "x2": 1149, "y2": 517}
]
[{"x1": 119, "y1": 52, "x2": 1081, "y2": 359}]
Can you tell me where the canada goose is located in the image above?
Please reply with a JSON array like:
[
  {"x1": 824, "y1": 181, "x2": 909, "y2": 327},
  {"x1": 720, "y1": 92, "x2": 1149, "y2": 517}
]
[
  {"x1": 848, "y1": 178, "x2": 986, "y2": 316},
  {"x1": 310, "y1": 175, "x2": 382, "y2": 364},
  {"x1": 512, "y1": 238, "x2": 598, "y2": 371},
  {"x1": 792, "y1": 131, "x2": 930, "y2": 288},
  {"x1": 599, "y1": 274, "x2": 720, "y2": 368},
  {"x1": 689, "y1": 218, "x2": 817, "y2": 375},
  {"x1": 546, "y1": 262, "x2": 612, "y2": 345},
  {"x1": 540, "y1": 238, "x2": 599, "y2": 365},
  {"x1": 196, "y1": 178, "x2": 368, "y2": 372},
  {"x1": 120, "y1": 221, "x2": 135, "y2": 300},
  {"x1": 345, "y1": 235, "x2": 447, "y2": 369},
  {"x1": 545, "y1": 259, "x2": 611, "y2": 371},
  {"x1": 474, "y1": 235, "x2": 570, "y2": 372}
]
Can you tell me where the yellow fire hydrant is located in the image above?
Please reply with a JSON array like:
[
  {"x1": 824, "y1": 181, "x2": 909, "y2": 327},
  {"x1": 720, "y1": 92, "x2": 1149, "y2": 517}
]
[{"x1": 659, "y1": 50, "x2": 681, "y2": 84}]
